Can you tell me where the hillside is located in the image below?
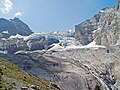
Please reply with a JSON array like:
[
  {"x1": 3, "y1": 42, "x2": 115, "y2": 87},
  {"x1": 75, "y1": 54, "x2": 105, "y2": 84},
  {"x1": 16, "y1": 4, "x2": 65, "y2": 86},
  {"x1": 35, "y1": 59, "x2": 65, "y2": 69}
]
[
  {"x1": 0, "y1": 46, "x2": 119, "y2": 90},
  {"x1": 0, "y1": 58, "x2": 58, "y2": 90}
]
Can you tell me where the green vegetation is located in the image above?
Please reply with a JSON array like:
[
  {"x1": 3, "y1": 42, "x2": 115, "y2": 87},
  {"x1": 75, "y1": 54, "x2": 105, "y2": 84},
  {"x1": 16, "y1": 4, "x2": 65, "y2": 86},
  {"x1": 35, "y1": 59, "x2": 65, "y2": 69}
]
[
  {"x1": 95, "y1": 85, "x2": 101, "y2": 90},
  {"x1": 0, "y1": 58, "x2": 55, "y2": 90},
  {"x1": 0, "y1": 67, "x2": 13, "y2": 90}
]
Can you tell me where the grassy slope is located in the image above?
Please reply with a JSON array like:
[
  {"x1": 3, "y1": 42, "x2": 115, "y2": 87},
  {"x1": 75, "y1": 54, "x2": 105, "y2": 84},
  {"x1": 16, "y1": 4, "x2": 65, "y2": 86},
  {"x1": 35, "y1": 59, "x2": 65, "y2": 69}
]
[{"x1": 0, "y1": 58, "x2": 54, "y2": 90}]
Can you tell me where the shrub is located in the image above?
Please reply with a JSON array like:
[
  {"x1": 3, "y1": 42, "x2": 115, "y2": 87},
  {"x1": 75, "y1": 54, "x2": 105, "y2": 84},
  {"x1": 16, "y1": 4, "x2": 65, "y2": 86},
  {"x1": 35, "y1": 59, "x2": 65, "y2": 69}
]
[{"x1": 95, "y1": 85, "x2": 101, "y2": 90}]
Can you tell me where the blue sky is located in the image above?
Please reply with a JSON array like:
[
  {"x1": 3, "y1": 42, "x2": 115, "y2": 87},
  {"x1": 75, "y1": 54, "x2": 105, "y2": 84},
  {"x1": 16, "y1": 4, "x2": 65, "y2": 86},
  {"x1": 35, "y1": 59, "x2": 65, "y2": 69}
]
[{"x1": 0, "y1": 0, "x2": 115, "y2": 32}]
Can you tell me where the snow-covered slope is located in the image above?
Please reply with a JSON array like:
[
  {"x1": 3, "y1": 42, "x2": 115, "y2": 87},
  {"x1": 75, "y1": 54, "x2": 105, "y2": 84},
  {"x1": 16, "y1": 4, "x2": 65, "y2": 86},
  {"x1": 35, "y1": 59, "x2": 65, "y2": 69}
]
[{"x1": 2, "y1": 29, "x2": 107, "y2": 53}]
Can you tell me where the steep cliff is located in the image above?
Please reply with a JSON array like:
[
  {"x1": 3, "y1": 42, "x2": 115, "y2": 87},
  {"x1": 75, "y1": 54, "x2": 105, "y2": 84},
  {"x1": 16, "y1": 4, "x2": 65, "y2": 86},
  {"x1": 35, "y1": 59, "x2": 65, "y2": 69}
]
[{"x1": 75, "y1": 0, "x2": 120, "y2": 47}]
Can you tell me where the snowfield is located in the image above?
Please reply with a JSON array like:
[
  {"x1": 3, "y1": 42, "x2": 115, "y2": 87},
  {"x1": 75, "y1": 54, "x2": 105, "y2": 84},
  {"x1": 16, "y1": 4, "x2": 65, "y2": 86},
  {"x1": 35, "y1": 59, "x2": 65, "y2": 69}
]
[
  {"x1": 8, "y1": 30, "x2": 106, "y2": 52},
  {"x1": 47, "y1": 41, "x2": 106, "y2": 51}
]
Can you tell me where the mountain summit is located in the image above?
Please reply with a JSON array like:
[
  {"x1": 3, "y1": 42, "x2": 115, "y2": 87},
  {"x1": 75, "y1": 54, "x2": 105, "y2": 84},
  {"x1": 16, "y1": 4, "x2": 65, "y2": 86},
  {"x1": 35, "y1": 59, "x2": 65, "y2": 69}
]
[{"x1": 0, "y1": 18, "x2": 33, "y2": 38}]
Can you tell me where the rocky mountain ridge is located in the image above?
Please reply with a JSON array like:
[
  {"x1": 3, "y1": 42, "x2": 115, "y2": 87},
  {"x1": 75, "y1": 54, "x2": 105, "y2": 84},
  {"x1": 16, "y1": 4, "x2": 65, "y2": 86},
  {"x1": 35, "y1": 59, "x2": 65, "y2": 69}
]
[
  {"x1": 0, "y1": 17, "x2": 33, "y2": 38},
  {"x1": 75, "y1": 0, "x2": 120, "y2": 47},
  {"x1": 75, "y1": 8, "x2": 114, "y2": 46}
]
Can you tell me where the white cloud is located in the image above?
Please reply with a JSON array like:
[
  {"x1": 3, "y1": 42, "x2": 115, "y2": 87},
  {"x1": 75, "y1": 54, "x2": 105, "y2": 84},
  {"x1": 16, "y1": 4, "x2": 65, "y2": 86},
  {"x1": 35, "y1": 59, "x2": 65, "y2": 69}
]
[
  {"x1": 15, "y1": 12, "x2": 22, "y2": 17},
  {"x1": 0, "y1": 0, "x2": 13, "y2": 14}
]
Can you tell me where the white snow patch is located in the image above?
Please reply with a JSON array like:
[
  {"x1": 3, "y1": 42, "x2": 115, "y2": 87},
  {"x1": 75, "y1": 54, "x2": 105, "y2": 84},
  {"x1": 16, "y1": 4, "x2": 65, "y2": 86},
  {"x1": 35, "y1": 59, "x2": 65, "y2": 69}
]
[
  {"x1": 92, "y1": 30, "x2": 98, "y2": 33},
  {"x1": 9, "y1": 32, "x2": 45, "y2": 40},
  {"x1": 48, "y1": 43, "x2": 64, "y2": 51},
  {"x1": 9, "y1": 34, "x2": 25, "y2": 39},
  {"x1": 2, "y1": 30, "x2": 8, "y2": 34},
  {"x1": 84, "y1": 41, "x2": 106, "y2": 48},
  {"x1": 0, "y1": 50, "x2": 7, "y2": 54},
  {"x1": 64, "y1": 45, "x2": 82, "y2": 50},
  {"x1": 92, "y1": 28, "x2": 100, "y2": 34},
  {"x1": 1, "y1": 38, "x2": 6, "y2": 40},
  {"x1": 64, "y1": 41, "x2": 105, "y2": 50},
  {"x1": 14, "y1": 51, "x2": 28, "y2": 54},
  {"x1": 48, "y1": 41, "x2": 106, "y2": 51},
  {"x1": 100, "y1": 10, "x2": 105, "y2": 13},
  {"x1": 23, "y1": 32, "x2": 45, "y2": 41},
  {"x1": 86, "y1": 41, "x2": 96, "y2": 47}
]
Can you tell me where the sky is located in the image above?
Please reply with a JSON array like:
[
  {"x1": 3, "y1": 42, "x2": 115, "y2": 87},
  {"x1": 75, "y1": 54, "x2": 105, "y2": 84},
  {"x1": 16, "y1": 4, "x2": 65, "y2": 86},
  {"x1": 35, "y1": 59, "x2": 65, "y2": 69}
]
[{"x1": 0, "y1": 0, "x2": 115, "y2": 32}]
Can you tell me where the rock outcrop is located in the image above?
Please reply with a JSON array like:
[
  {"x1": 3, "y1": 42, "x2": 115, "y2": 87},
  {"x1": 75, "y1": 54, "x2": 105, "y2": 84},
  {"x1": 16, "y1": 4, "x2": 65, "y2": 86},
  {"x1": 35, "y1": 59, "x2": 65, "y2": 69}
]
[
  {"x1": 116, "y1": 0, "x2": 120, "y2": 10},
  {"x1": 75, "y1": 11, "x2": 100, "y2": 45}
]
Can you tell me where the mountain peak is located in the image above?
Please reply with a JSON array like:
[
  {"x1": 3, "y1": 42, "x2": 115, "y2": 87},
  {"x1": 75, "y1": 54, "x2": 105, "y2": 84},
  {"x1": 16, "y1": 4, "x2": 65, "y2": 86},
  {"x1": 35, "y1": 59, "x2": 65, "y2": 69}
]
[
  {"x1": 11, "y1": 17, "x2": 19, "y2": 20},
  {"x1": 0, "y1": 18, "x2": 33, "y2": 37}
]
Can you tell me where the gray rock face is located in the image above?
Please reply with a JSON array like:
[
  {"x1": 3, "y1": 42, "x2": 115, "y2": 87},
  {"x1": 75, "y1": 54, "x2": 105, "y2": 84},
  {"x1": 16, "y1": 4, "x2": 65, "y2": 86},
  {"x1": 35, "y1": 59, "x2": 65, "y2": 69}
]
[
  {"x1": 0, "y1": 18, "x2": 33, "y2": 37},
  {"x1": 94, "y1": 9, "x2": 120, "y2": 46},
  {"x1": 75, "y1": 0, "x2": 120, "y2": 47},
  {"x1": 0, "y1": 35, "x2": 59, "y2": 54},
  {"x1": 29, "y1": 40, "x2": 45, "y2": 51},
  {"x1": 75, "y1": 13, "x2": 99, "y2": 45},
  {"x1": 16, "y1": 40, "x2": 29, "y2": 51},
  {"x1": 75, "y1": 8, "x2": 114, "y2": 46},
  {"x1": 116, "y1": 0, "x2": 120, "y2": 10}
]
